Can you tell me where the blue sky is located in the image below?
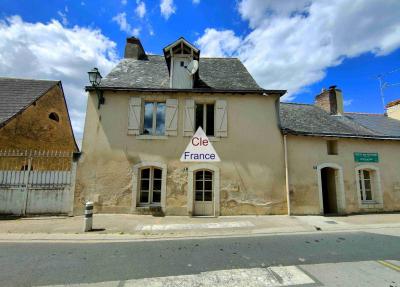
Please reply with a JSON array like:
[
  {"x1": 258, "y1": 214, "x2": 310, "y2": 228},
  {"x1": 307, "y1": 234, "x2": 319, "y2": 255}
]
[{"x1": 0, "y1": 0, "x2": 400, "y2": 140}]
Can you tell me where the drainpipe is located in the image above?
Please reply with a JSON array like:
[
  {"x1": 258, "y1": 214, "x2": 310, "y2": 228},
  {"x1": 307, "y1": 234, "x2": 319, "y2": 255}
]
[{"x1": 283, "y1": 135, "x2": 291, "y2": 215}]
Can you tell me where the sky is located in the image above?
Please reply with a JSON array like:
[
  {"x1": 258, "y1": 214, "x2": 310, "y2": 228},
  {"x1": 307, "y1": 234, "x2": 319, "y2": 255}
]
[{"x1": 0, "y1": 0, "x2": 400, "y2": 142}]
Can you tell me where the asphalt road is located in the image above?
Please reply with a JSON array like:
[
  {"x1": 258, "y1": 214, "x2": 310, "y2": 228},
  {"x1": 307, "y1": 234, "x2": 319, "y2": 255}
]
[{"x1": 0, "y1": 231, "x2": 399, "y2": 286}]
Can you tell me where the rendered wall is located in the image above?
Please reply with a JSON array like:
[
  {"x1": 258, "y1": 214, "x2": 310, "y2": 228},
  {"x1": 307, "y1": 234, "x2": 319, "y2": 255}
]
[
  {"x1": 75, "y1": 91, "x2": 287, "y2": 215},
  {"x1": 287, "y1": 135, "x2": 400, "y2": 214}
]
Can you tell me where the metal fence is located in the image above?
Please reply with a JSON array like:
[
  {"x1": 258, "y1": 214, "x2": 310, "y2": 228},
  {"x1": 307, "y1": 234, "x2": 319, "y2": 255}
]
[{"x1": 0, "y1": 150, "x2": 76, "y2": 215}]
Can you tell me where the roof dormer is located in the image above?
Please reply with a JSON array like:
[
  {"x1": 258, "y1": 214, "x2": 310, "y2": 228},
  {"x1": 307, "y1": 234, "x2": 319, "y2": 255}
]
[{"x1": 163, "y1": 37, "x2": 200, "y2": 89}]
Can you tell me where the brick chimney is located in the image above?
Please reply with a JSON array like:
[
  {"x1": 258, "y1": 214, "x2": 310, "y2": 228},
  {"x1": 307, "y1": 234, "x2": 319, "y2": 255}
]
[
  {"x1": 315, "y1": 85, "x2": 344, "y2": 115},
  {"x1": 386, "y1": 99, "x2": 400, "y2": 120},
  {"x1": 124, "y1": 37, "x2": 147, "y2": 60}
]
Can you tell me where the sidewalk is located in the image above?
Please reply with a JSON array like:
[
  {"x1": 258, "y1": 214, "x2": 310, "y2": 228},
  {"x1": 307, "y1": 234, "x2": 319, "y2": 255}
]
[{"x1": 0, "y1": 213, "x2": 399, "y2": 242}]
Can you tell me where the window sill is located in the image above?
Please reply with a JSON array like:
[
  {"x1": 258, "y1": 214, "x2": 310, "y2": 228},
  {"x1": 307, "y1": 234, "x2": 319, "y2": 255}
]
[
  {"x1": 136, "y1": 135, "x2": 168, "y2": 140},
  {"x1": 360, "y1": 201, "x2": 383, "y2": 209}
]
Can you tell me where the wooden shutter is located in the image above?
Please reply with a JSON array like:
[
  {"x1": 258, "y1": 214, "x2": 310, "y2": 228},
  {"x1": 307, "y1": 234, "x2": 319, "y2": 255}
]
[
  {"x1": 128, "y1": 97, "x2": 142, "y2": 135},
  {"x1": 183, "y1": 99, "x2": 195, "y2": 136},
  {"x1": 215, "y1": 100, "x2": 228, "y2": 137},
  {"x1": 165, "y1": 99, "x2": 178, "y2": 136}
]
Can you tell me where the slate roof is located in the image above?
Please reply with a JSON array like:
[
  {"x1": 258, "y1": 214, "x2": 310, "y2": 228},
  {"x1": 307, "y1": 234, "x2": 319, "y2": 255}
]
[
  {"x1": 0, "y1": 78, "x2": 59, "y2": 126},
  {"x1": 280, "y1": 103, "x2": 400, "y2": 139},
  {"x1": 97, "y1": 55, "x2": 277, "y2": 92}
]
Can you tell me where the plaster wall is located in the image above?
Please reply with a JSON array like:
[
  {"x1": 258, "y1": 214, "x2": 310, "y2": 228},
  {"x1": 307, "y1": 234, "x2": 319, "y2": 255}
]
[
  {"x1": 75, "y1": 91, "x2": 287, "y2": 215},
  {"x1": 287, "y1": 135, "x2": 400, "y2": 214}
]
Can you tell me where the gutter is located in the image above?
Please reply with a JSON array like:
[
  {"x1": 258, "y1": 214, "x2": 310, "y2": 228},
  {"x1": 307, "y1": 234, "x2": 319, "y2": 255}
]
[
  {"x1": 283, "y1": 135, "x2": 291, "y2": 216},
  {"x1": 281, "y1": 129, "x2": 400, "y2": 141},
  {"x1": 85, "y1": 86, "x2": 287, "y2": 96}
]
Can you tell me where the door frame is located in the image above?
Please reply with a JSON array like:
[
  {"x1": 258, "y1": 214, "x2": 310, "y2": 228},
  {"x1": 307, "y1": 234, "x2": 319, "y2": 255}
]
[
  {"x1": 187, "y1": 164, "x2": 220, "y2": 217},
  {"x1": 316, "y1": 163, "x2": 346, "y2": 215}
]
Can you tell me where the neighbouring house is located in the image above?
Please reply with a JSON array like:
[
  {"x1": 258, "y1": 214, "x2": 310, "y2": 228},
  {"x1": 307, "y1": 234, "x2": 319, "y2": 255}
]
[
  {"x1": 0, "y1": 77, "x2": 78, "y2": 153},
  {"x1": 0, "y1": 78, "x2": 79, "y2": 216},
  {"x1": 75, "y1": 37, "x2": 400, "y2": 216}
]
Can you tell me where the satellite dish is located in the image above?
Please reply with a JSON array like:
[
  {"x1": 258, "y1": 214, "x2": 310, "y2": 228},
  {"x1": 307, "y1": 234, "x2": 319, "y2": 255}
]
[{"x1": 186, "y1": 60, "x2": 199, "y2": 75}]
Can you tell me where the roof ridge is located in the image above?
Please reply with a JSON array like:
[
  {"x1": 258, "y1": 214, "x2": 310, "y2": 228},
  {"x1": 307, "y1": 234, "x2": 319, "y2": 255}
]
[
  {"x1": 281, "y1": 102, "x2": 314, "y2": 106},
  {"x1": 345, "y1": 112, "x2": 384, "y2": 116},
  {"x1": 0, "y1": 77, "x2": 59, "y2": 83}
]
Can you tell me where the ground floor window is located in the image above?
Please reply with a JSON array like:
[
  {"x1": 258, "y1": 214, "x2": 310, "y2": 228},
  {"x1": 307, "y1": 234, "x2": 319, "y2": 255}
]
[
  {"x1": 139, "y1": 167, "x2": 162, "y2": 205},
  {"x1": 358, "y1": 169, "x2": 373, "y2": 201}
]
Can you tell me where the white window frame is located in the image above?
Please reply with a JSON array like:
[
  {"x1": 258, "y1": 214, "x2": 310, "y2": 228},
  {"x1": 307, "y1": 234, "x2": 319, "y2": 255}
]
[
  {"x1": 132, "y1": 162, "x2": 167, "y2": 213},
  {"x1": 358, "y1": 169, "x2": 373, "y2": 202},
  {"x1": 138, "y1": 167, "x2": 162, "y2": 206},
  {"x1": 142, "y1": 101, "x2": 166, "y2": 136},
  {"x1": 195, "y1": 102, "x2": 215, "y2": 136},
  {"x1": 355, "y1": 165, "x2": 383, "y2": 209}
]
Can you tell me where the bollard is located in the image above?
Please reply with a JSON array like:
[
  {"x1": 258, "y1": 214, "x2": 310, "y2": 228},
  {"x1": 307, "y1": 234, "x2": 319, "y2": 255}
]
[{"x1": 84, "y1": 201, "x2": 93, "y2": 232}]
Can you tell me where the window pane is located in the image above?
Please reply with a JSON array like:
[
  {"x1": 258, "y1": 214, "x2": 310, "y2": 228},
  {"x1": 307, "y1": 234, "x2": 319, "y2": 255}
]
[
  {"x1": 364, "y1": 180, "x2": 371, "y2": 191},
  {"x1": 195, "y1": 180, "x2": 203, "y2": 191},
  {"x1": 195, "y1": 191, "x2": 203, "y2": 201},
  {"x1": 141, "y1": 168, "x2": 150, "y2": 179},
  {"x1": 204, "y1": 171, "x2": 212, "y2": 180},
  {"x1": 195, "y1": 171, "x2": 204, "y2": 181},
  {"x1": 153, "y1": 168, "x2": 162, "y2": 179},
  {"x1": 155, "y1": 103, "x2": 166, "y2": 135},
  {"x1": 140, "y1": 179, "x2": 149, "y2": 190},
  {"x1": 140, "y1": 191, "x2": 149, "y2": 203},
  {"x1": 206, "y1": 104, "x2": 215, "y2": 136},
  {"x1": 205, "y1": 180, "x2": 212, "y2": 191},
  {"x1": 204, "y1": 191, "x2": 213, "y2": 201},
  {"x1": 143, "y1": 102, "x2": 154, "y2": 135},
  {"x1": 365, "y1": 188, "x2": 372, "y2": 201},
  {"x1": 195, "y1": 103, "x2": 204, "y2": 131},
  {"x1": 152, "y1": 191, "x2": 161, "y2": 203},
  {"x1": 359, "y1": 180, "x2": 364, "y2": 200},
  {"x1": 153, "y1": 179, "x2": 162, "y2": 191},
  {"x1": 363, "y1": 170, "x2": 370, "y2": 180}
]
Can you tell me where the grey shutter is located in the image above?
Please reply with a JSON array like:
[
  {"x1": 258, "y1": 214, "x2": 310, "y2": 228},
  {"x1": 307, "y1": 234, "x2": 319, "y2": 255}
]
[
  {"x1": 215, "y1": 100, "x2": 227, "y2": 137},
  {"x1": 165, "y1": 99, "x2": 178, "y2": 136},
  {"x1": 183, "y1": 99, "x2": 195, "y2": 136},
  {"x1": 128, "y1": 97, "x2": 142, "y2": 135}
]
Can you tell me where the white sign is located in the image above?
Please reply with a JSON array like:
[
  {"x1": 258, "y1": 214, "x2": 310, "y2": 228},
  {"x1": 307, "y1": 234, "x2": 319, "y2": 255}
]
[{"x1": 180, "y1": 127, "x2": 221, "y2": 162}]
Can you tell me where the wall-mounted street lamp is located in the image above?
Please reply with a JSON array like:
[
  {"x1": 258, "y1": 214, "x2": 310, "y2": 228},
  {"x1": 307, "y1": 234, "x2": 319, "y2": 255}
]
[{"x1": 88, "y1": 67, "x2": 105, "y2": 109}]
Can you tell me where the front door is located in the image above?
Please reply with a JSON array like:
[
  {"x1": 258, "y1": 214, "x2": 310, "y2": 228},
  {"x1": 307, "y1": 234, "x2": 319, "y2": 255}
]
[
  {"x1": 193, "y1": 170, "x2": 214, "y2": 216},
  {"x1": 321, "y1": 167, "x2": 338, "y2": 214}
]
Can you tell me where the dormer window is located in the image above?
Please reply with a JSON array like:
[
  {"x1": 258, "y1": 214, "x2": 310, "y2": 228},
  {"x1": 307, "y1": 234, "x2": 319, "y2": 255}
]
[{"x1": 163, "y1": 37, "x2": 200, "y2": 89}]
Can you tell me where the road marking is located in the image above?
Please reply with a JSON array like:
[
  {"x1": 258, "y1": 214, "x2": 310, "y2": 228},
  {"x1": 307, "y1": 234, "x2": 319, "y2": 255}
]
[
  {"x1": 41, "y1": 266, "x2": 314, "y2": 287},
  {"x1": 377, "y1": 260, "x2": 400, "y2": 272},
  {"x1": 136, "y1": 221, "x2": 255, "y2": 231}
]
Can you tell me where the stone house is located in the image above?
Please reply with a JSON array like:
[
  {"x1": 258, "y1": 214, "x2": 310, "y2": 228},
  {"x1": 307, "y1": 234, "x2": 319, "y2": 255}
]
[
  {"x1": 0, "y1": 77, "x2": 78, "y2": 153},
  {"x1": 75, "y1": 37, "x2": 400, "y2": 216}
]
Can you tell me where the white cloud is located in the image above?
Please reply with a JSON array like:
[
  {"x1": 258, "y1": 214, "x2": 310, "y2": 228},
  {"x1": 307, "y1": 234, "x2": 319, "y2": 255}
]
[
  {"x1": 343, "y1": 99, "x2": 353, "y2": 107},
  {"x1": 121, "y1": 0, "x2": 128, "y2": 5},
  {"x1": 196, "y1": 29, "x2": 241, "y2": 57},
  {"x1": 160, "y1": 0, "x2": 176, "y2": 20},
  {"x1": 192, "y1": 0, "x2": 200, "y2": 4},
  {"x1": 196, "y1": 0, "x2": 400, "y2": 100},
  {"x1": 0, "y1": 15, "x2": 118, "y2": 140},
  {"x1": 57, "y1": 11, "x2": 68, "y2": 26},
  {"x1": 135, "y1": 0, "x2": 146, "y2": 18},
  {"x1": 112, "y1": 12, "x2": 140, "y2": 36}
]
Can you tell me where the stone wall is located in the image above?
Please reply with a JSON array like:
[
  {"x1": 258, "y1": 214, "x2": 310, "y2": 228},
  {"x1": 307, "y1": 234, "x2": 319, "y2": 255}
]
[{"x1": 0, "y1": 84, "x2": 77, "y2": 152}]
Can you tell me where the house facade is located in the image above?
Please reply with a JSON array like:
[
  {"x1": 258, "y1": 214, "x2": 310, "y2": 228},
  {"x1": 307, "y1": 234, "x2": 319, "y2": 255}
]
[{"x1": 75, "y1": 37, "x2": 400, "y2": 216}]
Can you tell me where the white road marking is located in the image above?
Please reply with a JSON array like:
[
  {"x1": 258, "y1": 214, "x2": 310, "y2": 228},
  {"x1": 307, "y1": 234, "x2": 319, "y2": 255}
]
[
  {"x1": 41, "y1": 266, "x2": 314, "y2": 287},
  {"x1": 136, "y1": 221, "x2": 255, "y2": 231}
]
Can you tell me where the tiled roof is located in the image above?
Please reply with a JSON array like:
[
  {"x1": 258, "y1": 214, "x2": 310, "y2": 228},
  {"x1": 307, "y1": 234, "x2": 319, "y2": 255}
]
[
  {"x1": 98, "y1": 55, "x2": 267, "y2": 92},
  {"x1": 0, "y1": 78, "x2": 58, "y2": 126},
  {"x1": 280, "y1": 103, "x2": 400, "y2": 139}
]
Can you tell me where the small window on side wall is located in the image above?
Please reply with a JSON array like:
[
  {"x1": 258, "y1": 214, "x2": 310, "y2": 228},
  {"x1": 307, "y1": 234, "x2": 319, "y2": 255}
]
[
  {"x1": 49, "y1": 112, "x2": 59, "y2": 122},
  {"x1": 327, "y1": 140, "x2": 338, "y2": 155}
]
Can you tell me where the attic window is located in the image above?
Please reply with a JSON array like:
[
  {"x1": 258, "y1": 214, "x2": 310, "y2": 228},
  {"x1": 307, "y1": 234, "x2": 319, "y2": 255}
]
[
  {"x1": 327, "y1": 140, "x2": 338, "y2": 155},
  {"x1": 49, "y1": 112, "x2": 59, "y2": 122}
]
